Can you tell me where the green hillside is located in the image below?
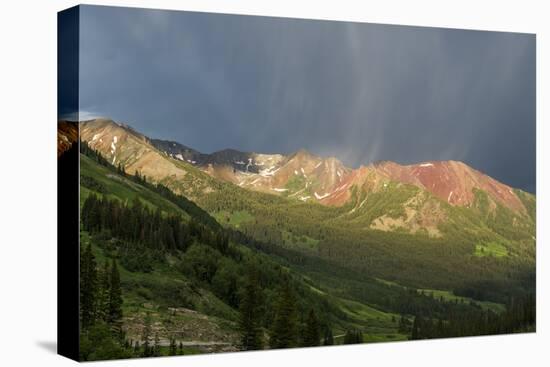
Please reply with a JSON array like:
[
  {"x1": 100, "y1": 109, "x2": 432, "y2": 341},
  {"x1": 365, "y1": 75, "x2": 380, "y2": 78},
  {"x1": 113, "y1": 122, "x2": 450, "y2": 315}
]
[
  {"x1": 78, "y1": 149, "x2": 418, "y2": 360},
  {"x1": 78, "y1": 143, "x2": 535, "y2": 361},
  {"x1": 195, "y1": 171, "x2": 535, "y2": 302}
]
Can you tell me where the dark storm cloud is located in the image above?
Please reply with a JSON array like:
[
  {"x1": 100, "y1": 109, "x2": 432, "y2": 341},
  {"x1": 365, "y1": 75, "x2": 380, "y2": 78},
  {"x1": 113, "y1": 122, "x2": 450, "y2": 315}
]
[
  {"x1": 74, "y1": 5, "x2": 536, "y2": 192},
  {"x1": 58, "y1": 6, "x2": 79, "y2": 118}
]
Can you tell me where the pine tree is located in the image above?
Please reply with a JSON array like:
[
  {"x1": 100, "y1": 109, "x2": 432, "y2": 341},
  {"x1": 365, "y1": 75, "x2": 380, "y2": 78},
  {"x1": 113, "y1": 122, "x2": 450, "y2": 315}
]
[
  {"x1": 398, "y1": 316, "x2": 409, "y2": 333},
  {"x1": 343, "y1": 329, "x2": 363, "y2": 344},
  {"x1": 323, "y1": 328, "x2": 334, "y2": 346},
  {"x1": 269, "y1": 280, "x2": 298, "y2": 349},
  {"x1": 302, "y1": 309, "x2": 320, "y2": 347},
  {"x1": 96, "y1": 260, "x2": 111, "y2": 322},
  {"x1": 108, "y1": 259, "x2": 123, "y2": 330},
  {"x1": 153, "y1": 333, "x2": 161, "y2": 357},
  {"x1": 343, "y1": 330, "x2": 352, "y2": 344},
  {"x1": 436, "y1": 318, "x2": 445, "y2": 338},
  {"x1": 169, "y1": 337, "x2": 177, "y2": 356},
  {"x1": 142, "y1": 312, "x2": 152, "y2": 357},
  {"x1": 355, "y1": 329, "x2": 363, "y2": 343},
  {"x1": 238, "y1": 267, "x2": 264, "y2": 350},
  {"x1": 80, "y1": 244, "x2": 97, "y2": 330},
  {"x1": 85, "y1": 194, "x2": 101, "y2": 232},
  {"x1": 134, "y1": 341, "x2": 141, "y2": 355},
  {"x1": 411, "y1": 316, "x2": 420, "y2": 340}
]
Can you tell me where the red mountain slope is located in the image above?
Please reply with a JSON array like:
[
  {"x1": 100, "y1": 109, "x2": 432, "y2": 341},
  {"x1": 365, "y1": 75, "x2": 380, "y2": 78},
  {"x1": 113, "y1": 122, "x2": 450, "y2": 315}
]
[{"x1": 371, "y1": 160, "x2": 526, "y2": 213}]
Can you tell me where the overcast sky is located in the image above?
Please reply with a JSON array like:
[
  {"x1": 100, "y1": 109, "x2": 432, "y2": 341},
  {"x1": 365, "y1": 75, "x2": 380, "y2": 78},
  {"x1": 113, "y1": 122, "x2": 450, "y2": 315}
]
[{"x1": 67, "y1": 5, "x2": 536, "y2": 192}]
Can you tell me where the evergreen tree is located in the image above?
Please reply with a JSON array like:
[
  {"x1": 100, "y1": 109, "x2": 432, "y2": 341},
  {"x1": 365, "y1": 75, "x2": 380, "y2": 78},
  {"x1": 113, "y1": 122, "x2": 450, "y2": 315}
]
[
  {"x1": 133, "y1": 341, "x2": 141, "y2": 355},
  {"x1": 269, "y1": 280, "x2": 298, "y2": 349},
  {"x1": 343, "y1": 330, "x2": 352, "y2": 344},
  {"x1": 108, "y1": 260, "x2": 123, "y2": 329},
  {"x1": 323, "y1": 328, "x2": 334, "y2": 346},
  {"x1": 169, "y1": 337, "x2": 177, "y2": 356},
  {"x1": 83, "y1": 194, "x2": 101, "y2": 232},
  {"x1": 238, "y1": 267, "x2": 264, "y2": 350},
  {"x1": 96, "y1": 260, "x2": 111, "y2": 322},
  {"x1": 153, "y1": 333, "x2": 161, "y2": 357},
  {"x1": 398, "y1": 316, "x2": 410, "y2": 333},
  {"x1": 356, "y1": 329, "x2": 363, "y2": 343},
  {"x1": 142, "y1": 312, "x2": 152, "y2": 357},
  {"x1": 343, "y1": 329, "x2": 363, "y2": 344},
  {"x1": 436, "y1": 318, "x2": 445, "y2": 338},
  {"x1": 302, "y1": 309, "x2": 320, "y2": 347},
  {"x1": 80, "y1": 244, "x2": 98, "y2": 330},
  {"x1": 411, "y1": 316, "x2": 420, "y2": 340},
  {"x1": 79, "y1": 321, "x2": 130, "y2": 361}
]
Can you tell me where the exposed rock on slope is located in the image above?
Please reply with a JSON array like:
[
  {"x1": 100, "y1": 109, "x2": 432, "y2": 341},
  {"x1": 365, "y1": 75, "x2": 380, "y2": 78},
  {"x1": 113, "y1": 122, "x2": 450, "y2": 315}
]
[
  {"x1": 58, "y1": 120, "x2": 79, "y2": 157},
  {"x1": 371, "y1": 160, "x2": 526, "y2": 214}
]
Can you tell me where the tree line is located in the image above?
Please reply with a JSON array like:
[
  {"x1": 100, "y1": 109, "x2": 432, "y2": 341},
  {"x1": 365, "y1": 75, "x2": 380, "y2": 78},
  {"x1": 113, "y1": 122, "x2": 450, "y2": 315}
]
[
  {"x1": 79, "y1": 244, "x2": 126, "y2": 360},
  {"x1": 411, "y1": 294, "x2": 535, "y2": 340},
  {"x1": 82, "y1": 193, "x2": 233, "y2": 259},
  {"x1": 81, "y1": 139, "x2": 220, "y2": 229}
]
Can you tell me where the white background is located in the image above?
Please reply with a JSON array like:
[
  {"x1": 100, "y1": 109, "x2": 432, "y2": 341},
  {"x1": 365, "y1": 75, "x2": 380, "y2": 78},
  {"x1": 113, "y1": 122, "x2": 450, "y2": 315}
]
[{"x1": 0, "y1": 0, "x2": 547, "y2": 365}]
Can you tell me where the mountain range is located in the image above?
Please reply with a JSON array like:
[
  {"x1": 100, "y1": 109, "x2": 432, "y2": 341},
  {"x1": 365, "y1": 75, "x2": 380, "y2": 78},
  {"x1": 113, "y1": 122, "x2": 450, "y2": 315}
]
[
  {"x1": 76, "y1": 118, "x2": 536, "y2": 288},
  {"x1": 78, "y1": 118, "x2": 534, "y2": 240}
]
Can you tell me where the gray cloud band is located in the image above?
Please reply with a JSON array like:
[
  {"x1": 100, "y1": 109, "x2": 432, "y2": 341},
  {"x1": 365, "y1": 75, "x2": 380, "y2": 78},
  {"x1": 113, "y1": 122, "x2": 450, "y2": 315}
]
[{"x1": 71, "y1": 5, "x2": 535, "y2": 193}]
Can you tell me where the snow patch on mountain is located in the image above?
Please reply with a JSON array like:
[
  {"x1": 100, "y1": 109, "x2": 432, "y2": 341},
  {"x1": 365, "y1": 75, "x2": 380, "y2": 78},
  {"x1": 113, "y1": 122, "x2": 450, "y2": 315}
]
[
  {"x1": 110, "y1": 136, "x2": 118, "y2": 156},
  {"x1": 314, "y1": 192, "x2": 330, "y2": 200},
  {"x1": 260, "y1": 166, "x2": 280, "y2": 177},
  {"x1": 254, "y1": 153, "x2": 284, "y2": 167}
]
